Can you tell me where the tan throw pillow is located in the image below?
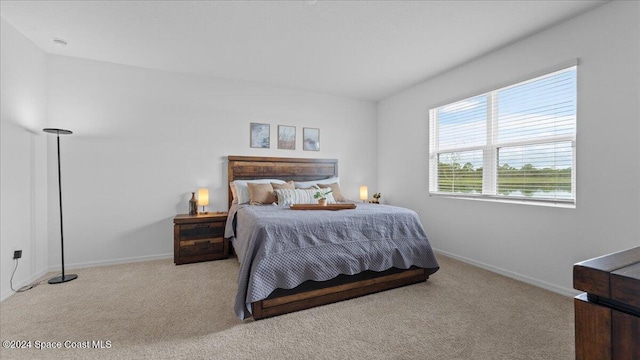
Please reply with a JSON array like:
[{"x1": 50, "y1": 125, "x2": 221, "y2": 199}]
[
  {"x1": 230, "y1": 183, "x2": 238, "y2": 203},
  {"x1": 248, "y1": 182, "x2": 276, "y2": 205},
  {"x1": 271, "y1": 181, "x2": 295, "y2": 190},
  {"x1": 318, "y1": 183, "x2": 346, "y2": 202}
]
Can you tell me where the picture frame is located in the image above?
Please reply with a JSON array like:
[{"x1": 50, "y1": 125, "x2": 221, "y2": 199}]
[
  {"x1": 250, "y1": 123, "x2": 270, "y2": 149},
  {"x1": 303, "y1": 127, "x2": 320, "y2": 151},
  {"x1": 278, "y1": 125, "x2": 296, "y2": 150}
]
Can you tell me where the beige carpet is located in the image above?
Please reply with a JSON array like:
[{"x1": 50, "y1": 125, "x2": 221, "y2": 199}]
[{"x1": 0, "y1": 255, "x2": 574, "y2": 360}]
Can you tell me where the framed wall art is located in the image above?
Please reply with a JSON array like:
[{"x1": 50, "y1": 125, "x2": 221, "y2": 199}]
[
  {"x1": 303, "y1": 127, "x2": 320, "y2": 151},
  {"x1": 278, "y1": 125, "x2": 296, "y2": 150},
  {"x1": 250, "y1": 123, "x2": 270, "y2": 148}
]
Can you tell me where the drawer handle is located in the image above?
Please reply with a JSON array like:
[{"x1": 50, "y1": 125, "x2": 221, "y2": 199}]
[{"x1": 181, "y1": 238, "x2": 222, "y2": 246}]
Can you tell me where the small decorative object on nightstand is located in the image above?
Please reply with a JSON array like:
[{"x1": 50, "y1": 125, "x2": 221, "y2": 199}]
[
  {"x1": 173, "y1": 212, "x2": 228, "y2": 265},
  {"x1": 188, "y1": 192, "x2": 198, "y2": 215}
]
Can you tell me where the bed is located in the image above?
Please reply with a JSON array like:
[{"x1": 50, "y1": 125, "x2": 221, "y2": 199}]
[{"x1": 226, "y1": 155, "x2": 439, "y2": 320}]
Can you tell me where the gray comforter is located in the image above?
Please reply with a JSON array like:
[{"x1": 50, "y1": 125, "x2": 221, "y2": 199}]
[{"x1": 225, "y1": 203, "x2": 439, "y2": 319}]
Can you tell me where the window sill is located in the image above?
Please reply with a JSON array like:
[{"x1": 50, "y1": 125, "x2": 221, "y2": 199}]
[{"x1": 429, "y1": 192, "x2": 576, "y2": 209}]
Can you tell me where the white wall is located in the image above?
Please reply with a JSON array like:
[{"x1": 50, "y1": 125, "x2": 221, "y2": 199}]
[
  {"x1": 378, "y1": 1, "x2": 640, "y2": 295},
  {"x1": 45, "y1": 55, "x2": 378, "y2": 268},
  {"x1": 0, "y1": 19, "x2": 49, "y2": 300}
]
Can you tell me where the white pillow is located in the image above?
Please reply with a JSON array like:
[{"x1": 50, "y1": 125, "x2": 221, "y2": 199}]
[
  {"x1": 275, "y1": 189, "x2": 336, "y2": 205},
  {"x1": 231, "y1": 179, "x2": 285, "y2": 204},
  {"x1": 294, "y1": 177, "x2": 340, "y2": 189}
]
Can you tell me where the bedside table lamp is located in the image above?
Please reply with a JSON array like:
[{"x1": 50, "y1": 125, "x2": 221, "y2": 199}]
[
  {"x1": 198, "y1": 188, "x2": 209, "y2": 214},
  {"x1": 43, "y1": 128, "x2": 78, "y2": 284},
  {"x1": 359, "y1": 186, "x2": 368, "y2": 203}
]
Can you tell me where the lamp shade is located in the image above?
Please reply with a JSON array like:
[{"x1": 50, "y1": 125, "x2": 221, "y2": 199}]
[
  {"x1": 197, "y1": 188, "x2": 209, "y2": 206},
  {"x1": 359, "y1": 186, "x2": 368, "y2": 201}
]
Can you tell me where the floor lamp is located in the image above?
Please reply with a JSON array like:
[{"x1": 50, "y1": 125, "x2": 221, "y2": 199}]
[{"x1": 43, "y1": 128, "x2": 78, "y2": 284}]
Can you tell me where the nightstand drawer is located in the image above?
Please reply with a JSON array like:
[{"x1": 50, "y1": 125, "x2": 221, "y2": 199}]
[
  {"x1": 178, "y1": 222, "x2": 224, "y2": 239},
  {"x1": 174, "y1": 213, "x2": 229, "y2": 265},
  {"x1": 179, "y1": 237, "x2": 224, "y2": 256}
]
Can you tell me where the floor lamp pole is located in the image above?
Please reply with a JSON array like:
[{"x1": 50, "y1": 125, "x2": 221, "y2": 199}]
[{"x1": 43, "y1": 128, "x2": 78, "y2": 284}]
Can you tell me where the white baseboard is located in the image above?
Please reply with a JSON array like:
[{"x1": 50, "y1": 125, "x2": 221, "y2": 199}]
[
  {"x1": 50, "y1": 253, "x2": 174, "y2": 272},
  {"x1": 433, "y1": 248, "x2": 580, "y2": 298}
]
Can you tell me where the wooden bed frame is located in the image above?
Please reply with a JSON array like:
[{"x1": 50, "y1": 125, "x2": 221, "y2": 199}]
[{"x1": 227, "y1": 155, "x2": 438, "y2": 320}]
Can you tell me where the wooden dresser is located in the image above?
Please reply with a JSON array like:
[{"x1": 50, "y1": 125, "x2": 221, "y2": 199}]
[
  {"x1": 573, "y1": 246, "x2": 640, "y2": 359},
  {"x1": 173, "y1": 213, "x2": 228, "y2": 265}
]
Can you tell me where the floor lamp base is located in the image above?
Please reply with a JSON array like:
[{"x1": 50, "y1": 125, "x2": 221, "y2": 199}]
[{"x1": 48, "y1": 274, "x2": 78, "y2": 284}]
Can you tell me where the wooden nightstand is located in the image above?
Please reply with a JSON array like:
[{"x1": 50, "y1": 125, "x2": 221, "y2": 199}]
[{"x1": 173, "y1": 212, "x2": 228, "y2": 265}]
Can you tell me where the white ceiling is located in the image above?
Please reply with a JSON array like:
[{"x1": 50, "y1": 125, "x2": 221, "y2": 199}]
[{"x1": 1, "y1": 0, "x2": 607, "y2": 101}]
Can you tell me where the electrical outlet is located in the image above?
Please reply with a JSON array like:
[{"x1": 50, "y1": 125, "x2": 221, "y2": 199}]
[{"x1": 13, "y1": 250, "x2": 22, "y2": 259}]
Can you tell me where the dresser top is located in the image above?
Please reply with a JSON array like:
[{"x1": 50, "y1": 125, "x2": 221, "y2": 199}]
[
  {"x1": 574, "y1": 246, "x2": 640, "y2": 309},
  {"x1": 174, "y1": 212, "x2": 228, "y2": 224}
]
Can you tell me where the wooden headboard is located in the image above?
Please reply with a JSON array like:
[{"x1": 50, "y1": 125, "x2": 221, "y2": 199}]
[{"x1": 227, "y1": 156, "x2": 338, "y2": 209}]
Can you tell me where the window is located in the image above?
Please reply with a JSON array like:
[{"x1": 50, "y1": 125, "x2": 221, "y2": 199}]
[{"x1": 429, "y1": 65, "x2": 577, "y2": 204}]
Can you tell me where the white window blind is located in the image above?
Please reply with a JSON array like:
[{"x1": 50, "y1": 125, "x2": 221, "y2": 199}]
[{"x1": 429, "y1": 65, "x2": 577, "y2": 204}]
